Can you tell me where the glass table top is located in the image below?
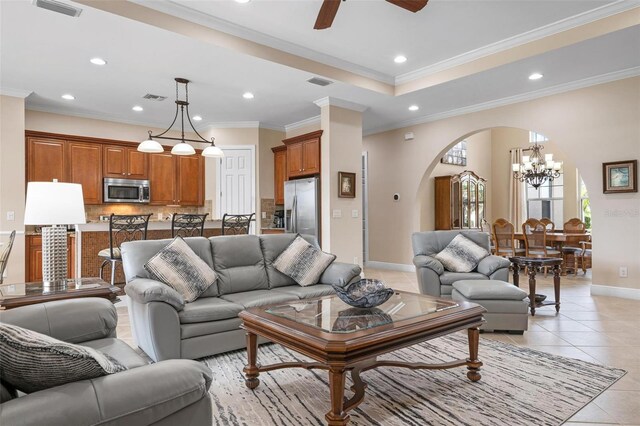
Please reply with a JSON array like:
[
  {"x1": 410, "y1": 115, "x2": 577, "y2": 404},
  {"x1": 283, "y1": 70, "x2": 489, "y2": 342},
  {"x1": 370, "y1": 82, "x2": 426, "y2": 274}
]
[
  {"x1": 265, "y1": 292, "x2": 458, "y2": 334},
  {"x1": 0, "y1": 278, "x2": 109, "y2": 298}
]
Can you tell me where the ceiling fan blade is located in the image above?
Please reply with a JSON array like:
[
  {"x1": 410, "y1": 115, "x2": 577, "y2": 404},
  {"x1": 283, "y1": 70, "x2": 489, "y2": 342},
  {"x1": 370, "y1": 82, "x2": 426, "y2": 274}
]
[
  {"x1": 314, "y1": 0, "x2": 341, "y2": 30},
  {"x1": 386, "y1": 0, "x2": 428, "y2": 13}
]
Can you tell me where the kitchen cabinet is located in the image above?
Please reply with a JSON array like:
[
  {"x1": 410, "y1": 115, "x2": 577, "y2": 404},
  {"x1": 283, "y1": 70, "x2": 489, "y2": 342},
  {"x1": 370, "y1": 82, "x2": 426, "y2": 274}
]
[
  {"x1": 283, "y1": 130, "x2": 322, "y2": 179},
  {"x1": 103, "y1": 145, "x2": 147, "y2": 179},
  {"x1": 435, "y1": 170, "x2": 487, "y2": 230},
  {"x1": 149, "y1": 152, "x2": 204, "y2": 206},
  {"x1": 27, "y1": 138, "x2": 66, "y2": 183},
  {"x1": 272, "y1": 145, "x2": 287, "y2": 205},
  {"x1": 68, "y1": 142, "x2": 102, "y2": 204},
  {"x1": 26, "y1": 234, "x2": 75, "y2": 282}
]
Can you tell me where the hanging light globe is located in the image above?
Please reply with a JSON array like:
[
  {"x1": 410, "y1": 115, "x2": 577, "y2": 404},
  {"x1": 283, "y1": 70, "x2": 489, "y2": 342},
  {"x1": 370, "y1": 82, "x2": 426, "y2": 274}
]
[
  {"x1": 137, "y1": 133, "x2": 164, "y2": 153},
  {"x1": 202, "y1": 138, "x2": 224, "y2": 158},
  {"x1": 171, "y1": 142, "x2": 196, "y2": 156}
]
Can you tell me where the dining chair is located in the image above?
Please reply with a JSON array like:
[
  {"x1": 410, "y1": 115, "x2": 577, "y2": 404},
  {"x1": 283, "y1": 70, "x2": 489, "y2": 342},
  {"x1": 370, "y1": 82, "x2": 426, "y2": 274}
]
[
  {"x1": 221, "y1": 213, "x2": 255, "y2": 235},
  {"x1": 540, "y1": 217, "x2": 555, "y2": 233},
  {"x1": 492, "y1": 219, "x2": 525, "y2": 258},
  {"x1": 561, "y1": 218, "x2": 587, "y2": 275},
  {"x1": 0, "y1": 230, "x2": 16, "y2": 285},
  {"x1": 99, "y1": 214, "x2": 152, "y2": 285},
  {"x1": 580, "y1": 241, "x2": 592, "y2": 274},
  {"x1": 522, "y1": 218, "x2": 562, "y2": 276},
  {"x1": 171, "y1": 213, "x2": 209, "y2": 238},
  {"x1": 480, "y1": 219, "x2": 495, "y2": 254}
]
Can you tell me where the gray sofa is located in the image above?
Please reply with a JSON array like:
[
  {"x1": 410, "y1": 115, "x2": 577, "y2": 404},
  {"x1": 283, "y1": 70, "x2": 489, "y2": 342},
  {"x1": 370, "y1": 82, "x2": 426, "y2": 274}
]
[
  {"x1": 121, "y1": 233, "x2": 361, "y2": 362},
  {"x1": 412, "y1": 230, "x2": 510, "y2": 297},
  {"x1": 0, "y1": 298, "x2": 212, "y2": 426}
]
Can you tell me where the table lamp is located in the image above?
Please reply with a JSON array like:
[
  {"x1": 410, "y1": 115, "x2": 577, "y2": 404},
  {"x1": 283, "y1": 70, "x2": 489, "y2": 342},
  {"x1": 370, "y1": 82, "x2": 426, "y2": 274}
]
[{"x1": 24, "y1": 181, "x2": 86, "y2": 284}]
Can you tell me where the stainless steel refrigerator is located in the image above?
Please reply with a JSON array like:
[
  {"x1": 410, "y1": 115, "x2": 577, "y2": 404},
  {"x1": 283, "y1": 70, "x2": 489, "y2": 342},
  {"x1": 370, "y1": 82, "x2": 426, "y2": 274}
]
[{"x1": 284, "y1": 177, "x2": 320, "y2": 241}]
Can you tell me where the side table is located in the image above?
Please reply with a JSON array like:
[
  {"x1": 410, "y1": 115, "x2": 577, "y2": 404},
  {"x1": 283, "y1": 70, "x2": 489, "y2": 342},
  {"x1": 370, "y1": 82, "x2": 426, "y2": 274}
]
[
  {"x1": 509, "y1": 257, "x2": 563, "y2": 316},
  {"x1": 0, "y1": 277, "x2": 120, "y2": 310}
]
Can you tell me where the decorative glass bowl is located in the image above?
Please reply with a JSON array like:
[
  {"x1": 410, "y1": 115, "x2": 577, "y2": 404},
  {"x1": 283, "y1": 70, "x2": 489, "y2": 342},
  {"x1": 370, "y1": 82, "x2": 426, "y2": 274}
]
[{"x1": 332, "y1": 278, "x2": 394, "y2": 308}]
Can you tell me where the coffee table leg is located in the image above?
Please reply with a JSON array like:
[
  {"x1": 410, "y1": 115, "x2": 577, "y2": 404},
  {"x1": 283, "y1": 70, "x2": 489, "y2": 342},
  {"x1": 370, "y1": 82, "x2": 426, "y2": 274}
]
[
  {"x1": 553, "y1": 264, "x2": 562, "y2": 313},
  {"x1": 243, "y1": 332, "x2": 260, "y2": 389},
  {"x1": 466, "y1": 327, "x2": 482, "y2": 382},
  {"x1": 528, "y1": 266, "x2": 537, "y2": 316},
  {"x1": 326, "y1": 367, "x2": 350, "y2": 426}
]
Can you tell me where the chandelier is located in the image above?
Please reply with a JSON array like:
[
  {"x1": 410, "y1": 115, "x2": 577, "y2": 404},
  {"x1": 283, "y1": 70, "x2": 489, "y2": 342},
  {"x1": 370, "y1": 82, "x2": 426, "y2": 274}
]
[
  {"x1": 512, "y1": 142, "x2": 562, "y2": 189},
  {"x1": 137, "y1": 78, "x2": 223, "y2": 158}
]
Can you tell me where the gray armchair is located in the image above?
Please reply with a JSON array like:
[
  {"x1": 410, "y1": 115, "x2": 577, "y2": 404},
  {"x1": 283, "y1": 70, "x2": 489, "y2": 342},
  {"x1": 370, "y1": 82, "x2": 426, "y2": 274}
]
[
  {"x1": 412, "y1": 230, "x2": 510, "y2": 297},
  {"x1": 0, "y1": 298, "x2": 212, "y2": 426}
]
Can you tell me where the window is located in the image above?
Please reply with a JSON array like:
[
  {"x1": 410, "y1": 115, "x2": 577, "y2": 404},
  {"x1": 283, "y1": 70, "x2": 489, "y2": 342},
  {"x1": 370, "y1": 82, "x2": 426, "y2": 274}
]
[
  {"x1": 526, "y1": 173, "x2": 563, "y2": 224},
  {"x1": 580, "y1": 177, "x2": 591, "y2": 230},
  {"x1": 441, "y1": 140, "x2": 467, "y2": 166},
  {"x1": 529, "y1": 131, "x2": 549, "y2": 143}
]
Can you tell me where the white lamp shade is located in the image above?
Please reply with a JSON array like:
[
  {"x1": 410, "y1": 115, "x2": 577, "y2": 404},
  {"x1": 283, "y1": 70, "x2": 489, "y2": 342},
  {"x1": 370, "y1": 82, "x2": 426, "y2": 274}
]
[
  {"x1": 138, "y1": 139, "x2": 164, "y2": 153},
  {"x1": 554, "y1": 162, "x2": 563, "y2": 171},
  {"x1": 24, "y1": 182, "x2": 86, "y2": 225},
  {"x1": 171, "y1": 143, "x2": 196, "y2": 156},
  {"x1": 202, "y1": 145, "x2": 224, "y2": 158}
]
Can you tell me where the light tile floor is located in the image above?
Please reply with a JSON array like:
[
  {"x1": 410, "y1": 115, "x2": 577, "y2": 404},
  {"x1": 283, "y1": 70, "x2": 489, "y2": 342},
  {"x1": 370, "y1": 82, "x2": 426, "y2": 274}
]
[{"x1": 116, "y1": 268, "x2": 640, "y2": 425}]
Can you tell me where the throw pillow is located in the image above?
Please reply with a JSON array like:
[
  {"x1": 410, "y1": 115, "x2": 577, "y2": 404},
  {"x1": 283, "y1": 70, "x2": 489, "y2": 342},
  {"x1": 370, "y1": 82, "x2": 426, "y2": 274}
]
[
  {"x1": 144, "y1": 237, "x2": 218, "y2": 303},
  {"x1": 434, "y1": 234, "x2": 490, "y2": 273},
  {"x1": 0, "y1": 323, "x2": 126, "y2": 394},
  {"x1": 273, "y1": 235, "x2": 336, "y2": 287}
]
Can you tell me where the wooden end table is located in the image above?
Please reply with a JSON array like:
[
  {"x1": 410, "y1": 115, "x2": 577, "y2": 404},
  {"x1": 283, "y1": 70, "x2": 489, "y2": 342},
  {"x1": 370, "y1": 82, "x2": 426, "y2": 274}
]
[
  {"x1": 0, "y1": 278, "x2": 120, "y2": 310},
  {"x1": 239, "y1": 291, "x2": 486, "y2": 426},
  {"x1": 509, "y1": 257, "x2": 563, "y2": 316}
]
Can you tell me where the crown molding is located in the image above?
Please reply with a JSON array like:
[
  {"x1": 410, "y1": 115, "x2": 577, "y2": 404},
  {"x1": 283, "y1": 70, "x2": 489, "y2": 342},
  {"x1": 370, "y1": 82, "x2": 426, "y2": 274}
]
[
  {"x1": 131, "y1": 0, "x2": 394, "y2": 85},
  {"x1": 259, "y1": 123, "x2": 286, "y2": 132},
  {"x1": 200, "y1": 121, "x2": 261, "y2": 130},
  {"x1": 1, "y1": 88, "x2": 33, "y2": 99},
  {"x1": 314, "y1": 97, "x2": 368, "y2": 112},
  {"x1": 284, "y1": 115, "x2": 321, "y2": 133},
  {"x1": 395, "y1": 1, "x2": 640, "y2": 85},
  {"x1": 366, "y1": 67, "x2": 640, "y2": 136}
]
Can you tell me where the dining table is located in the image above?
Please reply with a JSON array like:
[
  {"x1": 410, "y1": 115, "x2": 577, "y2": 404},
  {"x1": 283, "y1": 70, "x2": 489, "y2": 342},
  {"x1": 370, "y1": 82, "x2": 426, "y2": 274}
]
[{"x1": 513, "y1": 232, "x2": 591, "y2": 274}]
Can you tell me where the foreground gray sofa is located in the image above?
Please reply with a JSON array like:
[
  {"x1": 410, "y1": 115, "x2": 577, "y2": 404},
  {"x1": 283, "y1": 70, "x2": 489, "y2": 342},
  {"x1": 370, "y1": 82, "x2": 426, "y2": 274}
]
[
  {"x1": 0, "y1": 298, "x2": 212, "y2": 426},
  {"x1": 121, "y1": 233, "x2": 362, "y2": 362},
  {"x1": 412, "y1": 230, "x2": 510, "y2": 297}
]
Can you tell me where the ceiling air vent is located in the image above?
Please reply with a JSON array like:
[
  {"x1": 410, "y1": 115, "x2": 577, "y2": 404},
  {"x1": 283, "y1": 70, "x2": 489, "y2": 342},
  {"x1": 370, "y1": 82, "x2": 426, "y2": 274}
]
[
  {"x1": 32, "y1": 0, "x2": 82, "y2": 17},
  {"x1": 307, "y1": 77, "x2": 333, "y2": 87},
  {"x1": 142, "y1": 94, "x2": 167, "y2": 101}
]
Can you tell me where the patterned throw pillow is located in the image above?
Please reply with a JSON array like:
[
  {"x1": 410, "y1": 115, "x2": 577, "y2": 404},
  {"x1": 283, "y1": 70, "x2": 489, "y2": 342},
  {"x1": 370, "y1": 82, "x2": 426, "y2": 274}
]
[
  {"x1": 145, "y1": 237, "x2": 218, "y2": 303},
  {"x1": 0, "y1": 323, "x2": 126, "y2": 394},
  {"x1": 434, "y1": 234, "x2": 490, "y2": 273},
  {"x1": 274, "y1": 235, "x2": 336, "y2": 287}
]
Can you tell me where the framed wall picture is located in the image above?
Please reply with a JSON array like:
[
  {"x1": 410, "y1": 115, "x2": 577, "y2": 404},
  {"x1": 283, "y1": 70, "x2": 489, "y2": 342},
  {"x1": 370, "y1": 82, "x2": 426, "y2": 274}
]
[
  {"x1": 338, "y1": 172, "x2": 356, "y2": 198},
  {"x1": 603, "y1": 160, "x2": 637, "y2": 193}
]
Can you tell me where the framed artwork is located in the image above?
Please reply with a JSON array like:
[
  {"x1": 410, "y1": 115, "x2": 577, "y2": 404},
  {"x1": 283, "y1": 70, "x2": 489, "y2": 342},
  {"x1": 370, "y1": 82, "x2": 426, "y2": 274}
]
[
  {"x1": 338, "y1": 172, "x2": 356, "y2": 198},
  {"x1": 441, "y1": 140, "x2": 467, "y2": 166},
  {"x1": 603, "y1": 160, "x2": 637, "y2": 194}
]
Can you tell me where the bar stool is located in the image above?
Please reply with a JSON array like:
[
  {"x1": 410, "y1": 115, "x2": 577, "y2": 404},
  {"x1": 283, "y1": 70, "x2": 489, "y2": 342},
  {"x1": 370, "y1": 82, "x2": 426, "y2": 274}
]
[
  {"x1": 171, "y1": 213, "x2": 208, "y2": 238},
  {"x1": 221, "y1": 213, "x2": 255, "y2": 235},
  {"x1": 0, "y1": 230, "x2": 16, "y2": 284},
  {"x1": 98, "y1": 214, "x2": 151, "y2": 285}
]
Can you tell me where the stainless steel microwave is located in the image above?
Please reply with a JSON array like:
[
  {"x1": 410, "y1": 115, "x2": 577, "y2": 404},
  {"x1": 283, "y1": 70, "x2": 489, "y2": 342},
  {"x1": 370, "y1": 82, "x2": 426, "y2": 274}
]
[{"x1": 103, "y1": 178, "x2": 150, "y2": 203}]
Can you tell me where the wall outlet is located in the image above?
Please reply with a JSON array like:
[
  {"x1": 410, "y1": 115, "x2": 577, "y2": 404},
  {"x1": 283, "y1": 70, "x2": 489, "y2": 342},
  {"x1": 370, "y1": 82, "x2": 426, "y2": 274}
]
[
  {"x1": 332, "y1": 209, "x2": 342, "y2": 218},
  {"x1": 261, "y1": 212, "x2": 267, "y2": 219},
  {"x1": 351, "y1": 209, "x2": 359, "y2": 218},
  {"x1": 619, "y1": 266, "x2": 628, "y2": 278},
  {"x1": 6, "y1": 211, "x2": 15, "y2": 221}
]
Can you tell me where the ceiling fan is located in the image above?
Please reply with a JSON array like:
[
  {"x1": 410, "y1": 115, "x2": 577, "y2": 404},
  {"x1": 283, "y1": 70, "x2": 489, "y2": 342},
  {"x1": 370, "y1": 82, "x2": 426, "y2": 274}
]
[{"x1": 314, "y1": 0, "x2": 428, "y2": 30}]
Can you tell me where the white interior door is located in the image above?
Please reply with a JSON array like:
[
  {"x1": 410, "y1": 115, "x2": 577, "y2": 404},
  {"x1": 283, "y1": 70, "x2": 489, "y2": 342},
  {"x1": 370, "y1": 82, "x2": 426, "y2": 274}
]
[{"x1": 217, "y1": 148, "x2": 255, "y2": 230}]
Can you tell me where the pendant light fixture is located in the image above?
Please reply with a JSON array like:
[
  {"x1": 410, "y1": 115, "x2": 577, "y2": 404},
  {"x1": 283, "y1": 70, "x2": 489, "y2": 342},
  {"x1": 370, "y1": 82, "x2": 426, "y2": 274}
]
[
  {"x1": 512, "y1": 141, "x2": 562, "y2": 189},
  {"x1": 138, "y1": 78, "x2": 223, "y2": 158}
]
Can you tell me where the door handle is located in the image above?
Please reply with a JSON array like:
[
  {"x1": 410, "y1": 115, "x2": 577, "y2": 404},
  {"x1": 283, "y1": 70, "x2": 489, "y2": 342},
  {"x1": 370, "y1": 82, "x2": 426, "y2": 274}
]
[{"x1": 292, "y1": 195, "x2": 297, "y2": 234}]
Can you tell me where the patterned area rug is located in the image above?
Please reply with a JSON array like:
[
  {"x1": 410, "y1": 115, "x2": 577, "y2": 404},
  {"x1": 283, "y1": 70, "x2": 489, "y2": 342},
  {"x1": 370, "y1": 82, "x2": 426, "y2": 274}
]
[{"x1": 201, "y1": 334, "x2": 625, "y2": 426}]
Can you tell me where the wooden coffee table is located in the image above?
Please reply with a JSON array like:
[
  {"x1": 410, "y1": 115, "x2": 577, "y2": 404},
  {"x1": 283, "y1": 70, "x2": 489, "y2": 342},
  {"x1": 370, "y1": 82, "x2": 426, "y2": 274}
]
[
  {"x1": 239, "y1": 291, "x2": 486, "y2": 426},
  {"x1": 0, "y1": 278, "x2": 120, "y2": 310}
]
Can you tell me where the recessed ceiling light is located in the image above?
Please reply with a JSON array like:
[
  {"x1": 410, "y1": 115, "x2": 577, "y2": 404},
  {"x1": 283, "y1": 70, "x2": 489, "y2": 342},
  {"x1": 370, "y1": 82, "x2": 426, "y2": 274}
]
[
  {"x1": 529, "y1": 72, "x2": 544, "y2": 80},
  {"x1": 408, "y1": 105, "x2": 419, "y2": 111},
  {"x1": 90, "y1": 57, "x2": 107, "y2": 66},
  {"x1": 192, "y1": 115, "x2": 203, "y2": 121},
  {"x1": 394, "y1": 55, "x2": 407, "y2": 64},
  {"x1": 234, "y1": 0, "x2": 251, "y2": 3},
  {"x1": 132, "y1": 105, "x2": 143, "y2": 112},
  {"x1": 61, "y1": 94, "x2": 75, "y2": 100},
  {"x1": 243, "y1": 92, "x2": 254, "y2": 99}
]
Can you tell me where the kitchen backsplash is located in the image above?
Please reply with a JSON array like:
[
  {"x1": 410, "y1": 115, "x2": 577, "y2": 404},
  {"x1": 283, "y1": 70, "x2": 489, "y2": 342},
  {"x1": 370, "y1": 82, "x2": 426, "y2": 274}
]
[
  {"x1": 260, "y1": 198, "x2": 282, "y2": 228},
  {"x1": 84, "y1": 200, "x2": 214, "y2": 222}
]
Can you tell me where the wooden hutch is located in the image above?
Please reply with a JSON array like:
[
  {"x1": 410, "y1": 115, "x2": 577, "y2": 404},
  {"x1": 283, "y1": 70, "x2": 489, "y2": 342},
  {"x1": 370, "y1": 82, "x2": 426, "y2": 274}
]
[{"x1": 434, "y1": 170, "x2": 487, "y2": 230}]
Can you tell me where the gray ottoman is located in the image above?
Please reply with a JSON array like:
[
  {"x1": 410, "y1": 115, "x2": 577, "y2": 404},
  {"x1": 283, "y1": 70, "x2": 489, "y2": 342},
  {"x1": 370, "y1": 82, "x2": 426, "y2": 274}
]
[{"x1": 452, "y1": 280, "x2": 529, "y2": 334}]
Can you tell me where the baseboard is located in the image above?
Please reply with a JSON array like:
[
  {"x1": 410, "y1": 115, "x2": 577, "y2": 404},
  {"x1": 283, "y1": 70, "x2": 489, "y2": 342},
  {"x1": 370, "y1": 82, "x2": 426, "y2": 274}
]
[
  {"x1": 365, "y1": 261, "x2": 415, "y2": 272},
  {"x1": 591, "y1": 284, "x2": 640, "y2": 300}
]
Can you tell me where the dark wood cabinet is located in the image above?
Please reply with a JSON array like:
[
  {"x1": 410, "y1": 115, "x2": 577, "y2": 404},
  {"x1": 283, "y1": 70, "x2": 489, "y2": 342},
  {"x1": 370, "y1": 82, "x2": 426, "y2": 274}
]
[
  {"x1": 435, "y1": 171, "x2": 487, "y2": 230},
  {"x1": 283, "y1": 130, "x2": 322, "y2": 179},
  {"x1": 103, "y1": 146, "x2": 147, "y2": 179},
  {"x1": 68, "y1": 142, "x2": 102, "y2": 204},
  {"x1": 149, "y1": 153, "x2": 204, "y2": 206},
  {"x1": 272, "y1": 145, "x2": 287, "y2": 205},
  {"x1": 27, "y1": 138, "x2": 66, "y2": 183},
  {"x1": 26, "y1": 234, "x2": 75, "y2": 282}
]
